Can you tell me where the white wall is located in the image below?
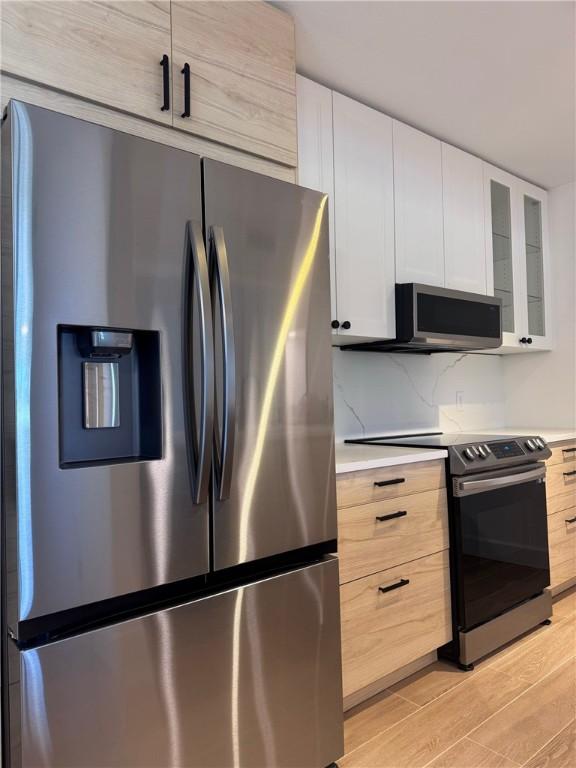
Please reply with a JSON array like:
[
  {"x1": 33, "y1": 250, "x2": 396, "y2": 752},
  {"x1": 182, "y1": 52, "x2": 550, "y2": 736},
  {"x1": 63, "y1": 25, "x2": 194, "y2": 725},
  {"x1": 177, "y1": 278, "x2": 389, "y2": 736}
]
[
  {"x1": 503, "y1": 182, "x2": 576, "y2": 428},
  {"x1": 333, "y1": 349, "x2": 505, "y2": 440}
]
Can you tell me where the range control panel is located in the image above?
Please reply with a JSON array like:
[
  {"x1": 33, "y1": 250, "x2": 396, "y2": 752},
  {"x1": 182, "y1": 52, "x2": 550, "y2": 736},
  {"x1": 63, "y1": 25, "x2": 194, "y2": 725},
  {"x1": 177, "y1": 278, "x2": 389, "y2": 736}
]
[{"x1": 450, "y1": 436, "x2": 551, "y2": 475}]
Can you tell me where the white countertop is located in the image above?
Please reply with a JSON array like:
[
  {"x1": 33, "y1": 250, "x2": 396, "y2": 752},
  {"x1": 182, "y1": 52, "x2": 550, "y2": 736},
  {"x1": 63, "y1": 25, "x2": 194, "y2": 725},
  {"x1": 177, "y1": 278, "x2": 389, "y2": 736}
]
[
  {"x1": 335, "y1": 443, "x2": 448, "y2": 474},
  {"x1": 472, "y1": 427, "x2": 576, "y2": 445},
  {"x1": 335, "y1": 426, "x2": 576, "y2": 474}
]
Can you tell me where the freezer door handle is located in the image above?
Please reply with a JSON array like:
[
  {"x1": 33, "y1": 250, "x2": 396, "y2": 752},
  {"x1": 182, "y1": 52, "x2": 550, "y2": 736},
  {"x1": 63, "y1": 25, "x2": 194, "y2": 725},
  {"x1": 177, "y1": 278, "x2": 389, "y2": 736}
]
[
  {"x1": 209, "y1": 225, "x2": 236, "y2": 500},
  {"x1": 185, "y1": 220, "x2": 214, "y2": 504}
]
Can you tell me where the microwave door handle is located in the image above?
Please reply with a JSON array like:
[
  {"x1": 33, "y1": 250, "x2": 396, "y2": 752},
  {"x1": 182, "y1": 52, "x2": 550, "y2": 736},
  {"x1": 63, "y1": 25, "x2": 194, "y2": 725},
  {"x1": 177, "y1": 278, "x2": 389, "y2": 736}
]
[
  {"x1": 209, "y1": 225, "x2": 236, "y2": 501},
  {"x1": 454, "y1": 466, "x2": 546, "y2": 497},
  {"x1": 186, "y1": 221, "x2": 214, "y2": 505}
]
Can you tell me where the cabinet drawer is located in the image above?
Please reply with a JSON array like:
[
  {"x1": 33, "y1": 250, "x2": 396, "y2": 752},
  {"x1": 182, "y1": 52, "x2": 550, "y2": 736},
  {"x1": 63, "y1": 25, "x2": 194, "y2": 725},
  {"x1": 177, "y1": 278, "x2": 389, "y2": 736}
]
[
  {"x1": 548, "y1": 507, "x2": 576, "y2": 589},
  {"x1": 338, "y1": 489, "x2": 449, "y2": 584},
  {"x1": 546, "y1": 462, "x2": 576, "y2": 500},
  {"x1": 340, "y1": 551, "x2": 451, "y2": 698},
  {"x1": 336, "y1": 460, "x2": 445, "y2": 509},
  {"x1": 546, "y1": 441, "x2": 576, "y2": 467},
  {"x1": 547, "y1": 490, "x2": 576, "y2": 516}
]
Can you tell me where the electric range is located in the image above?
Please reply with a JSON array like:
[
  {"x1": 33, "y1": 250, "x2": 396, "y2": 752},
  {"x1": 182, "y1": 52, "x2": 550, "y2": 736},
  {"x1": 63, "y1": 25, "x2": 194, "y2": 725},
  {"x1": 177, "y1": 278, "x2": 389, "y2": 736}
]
[{"x1": 346, "y1": 432, "x2": 553, "y2": 669}]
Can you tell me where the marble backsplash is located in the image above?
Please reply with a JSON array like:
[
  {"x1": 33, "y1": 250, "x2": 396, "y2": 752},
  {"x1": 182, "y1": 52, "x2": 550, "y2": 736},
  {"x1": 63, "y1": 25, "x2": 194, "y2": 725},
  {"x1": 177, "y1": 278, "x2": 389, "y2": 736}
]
[{"x1": 332, "y1": 347, "x2": 506, "y2": 440}]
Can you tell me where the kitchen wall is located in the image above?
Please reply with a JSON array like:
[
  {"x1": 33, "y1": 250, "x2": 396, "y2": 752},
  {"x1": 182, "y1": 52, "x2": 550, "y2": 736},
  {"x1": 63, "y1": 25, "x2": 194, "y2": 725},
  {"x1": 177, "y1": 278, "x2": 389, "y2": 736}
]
[
  {"x1": 332, "y1": 349, "x2": 505, "y2": 440},
  {"x1": 503, "y1": 182, "x2": 576, "y2": 429},
  {"x1": 333, "y1": 181, "x2": 575, "y2": 441}
]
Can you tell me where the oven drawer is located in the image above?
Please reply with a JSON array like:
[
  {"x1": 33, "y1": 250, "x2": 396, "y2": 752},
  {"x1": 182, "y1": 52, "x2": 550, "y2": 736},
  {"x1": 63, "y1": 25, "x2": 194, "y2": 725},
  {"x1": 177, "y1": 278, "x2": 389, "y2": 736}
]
[
  {"x1": 548, "y1": 506, "x2": 576, "y2": 589},
  {"x1": 336, "y1": 460, "x2": 445, "y2": 509},
  {"x1": 338, "y1": 489, "x2": 449, "y2": 584},
  {"x1": 340, "y1": 550, "x2": 451, "y2": 698},
  {"x1": 546, "y1": 462, "x2": 576, "y2": 500},
  {"x1": 546, "y1": 441, "x2": 576, "y2": 467}
]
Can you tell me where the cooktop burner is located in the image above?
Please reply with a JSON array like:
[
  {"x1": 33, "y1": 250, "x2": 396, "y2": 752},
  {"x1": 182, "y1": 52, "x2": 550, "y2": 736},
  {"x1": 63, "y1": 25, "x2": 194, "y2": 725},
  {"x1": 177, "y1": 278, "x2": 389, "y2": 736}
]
[{"x1": 345, "y1": 432, "x2": 551, "y2": 475}]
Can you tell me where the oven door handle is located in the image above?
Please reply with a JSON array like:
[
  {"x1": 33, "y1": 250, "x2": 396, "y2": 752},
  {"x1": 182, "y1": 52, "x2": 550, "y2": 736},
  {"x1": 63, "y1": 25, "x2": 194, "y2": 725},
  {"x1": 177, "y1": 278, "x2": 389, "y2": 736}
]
[{"x1": 453, "y1": 466, "x2": 546, "y2": 497}]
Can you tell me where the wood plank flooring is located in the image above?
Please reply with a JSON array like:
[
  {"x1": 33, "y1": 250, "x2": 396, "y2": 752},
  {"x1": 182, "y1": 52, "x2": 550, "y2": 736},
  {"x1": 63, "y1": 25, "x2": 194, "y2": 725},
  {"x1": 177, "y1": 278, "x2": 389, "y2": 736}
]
[{"x1": 342, "y1": 587, "x2": 576, "y2": 768}]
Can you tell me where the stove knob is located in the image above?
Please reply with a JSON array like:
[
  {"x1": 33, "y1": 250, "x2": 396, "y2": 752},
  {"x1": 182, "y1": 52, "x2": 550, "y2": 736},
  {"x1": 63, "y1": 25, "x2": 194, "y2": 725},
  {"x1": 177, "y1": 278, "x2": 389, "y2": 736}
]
[
  {"x1": 477, "y1": 445, "x2": 488, "y2": 458},
  {"x1": 464, "y1": 447, "x2": 476, "y2": 461},
  {"x1": 483, "y1": 444, "x2": 492, "y2": 454},
  {"x1": 525, "y1": 439, "x2": 537, "y2": 451},
  {"x1": 535, "y1": 438, "x2": 545, "y2": 449}
]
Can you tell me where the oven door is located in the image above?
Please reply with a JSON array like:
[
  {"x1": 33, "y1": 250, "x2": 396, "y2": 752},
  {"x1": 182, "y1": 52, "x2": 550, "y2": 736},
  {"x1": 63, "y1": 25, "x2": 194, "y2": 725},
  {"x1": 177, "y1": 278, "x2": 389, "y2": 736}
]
[{"x1": 452, "y1": 464, "x2": 550, "y2": 630}]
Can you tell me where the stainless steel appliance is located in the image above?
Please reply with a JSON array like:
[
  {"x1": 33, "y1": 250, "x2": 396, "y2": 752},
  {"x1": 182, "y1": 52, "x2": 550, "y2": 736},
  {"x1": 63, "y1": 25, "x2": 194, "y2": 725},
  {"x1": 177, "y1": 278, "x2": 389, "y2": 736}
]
[
  {"x1": 342, "y1": 283, "x2": 503, "y2": 353},
  {"x1": 1, "y1": 101, "x2": 343, "y2": 768},
  {"x1": 346, "y1": 432, "x2": 552, "y2": 668}
]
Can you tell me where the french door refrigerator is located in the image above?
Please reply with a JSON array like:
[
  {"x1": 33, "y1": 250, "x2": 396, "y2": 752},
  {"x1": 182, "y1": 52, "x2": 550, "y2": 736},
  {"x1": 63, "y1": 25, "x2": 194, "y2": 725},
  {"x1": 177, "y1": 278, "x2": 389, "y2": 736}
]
[{"x1": 1, "y1": 101, "x2": 343, "y2": 768}]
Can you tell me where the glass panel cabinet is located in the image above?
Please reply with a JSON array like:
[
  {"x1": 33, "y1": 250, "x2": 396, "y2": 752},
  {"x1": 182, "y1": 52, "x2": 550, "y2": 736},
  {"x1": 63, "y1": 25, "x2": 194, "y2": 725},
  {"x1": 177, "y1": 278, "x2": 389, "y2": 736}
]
[{"x1": 484, "y1": 164, "x2": 552, "y2": 352}]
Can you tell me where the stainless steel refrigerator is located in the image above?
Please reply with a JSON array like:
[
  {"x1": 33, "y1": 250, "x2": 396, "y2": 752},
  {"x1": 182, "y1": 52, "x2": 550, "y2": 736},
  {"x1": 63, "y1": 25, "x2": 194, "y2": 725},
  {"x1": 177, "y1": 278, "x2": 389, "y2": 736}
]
[{"x1": 1, "y1": 101, "x2": 343, "y2": 768}]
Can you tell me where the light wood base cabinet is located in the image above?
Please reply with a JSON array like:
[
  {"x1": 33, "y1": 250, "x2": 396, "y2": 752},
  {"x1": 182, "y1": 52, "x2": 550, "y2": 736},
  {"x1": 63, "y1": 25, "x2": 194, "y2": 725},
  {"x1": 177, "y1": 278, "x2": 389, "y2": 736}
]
[
  {"x1": 336, "y1": 459, "x2": 445, "y2": 509},
  {"x1": 548, "y1": 507, "x2": 576, "y2": 590},
  {"x1": 338, "y1": 489, "x2": 449, "y2": 584},
  {"x1": 340, "y1": 550, "x2": 451, "y2": 699},
  {"x1": 546, "y1": 440, "x2": 576, "y2": 592}
]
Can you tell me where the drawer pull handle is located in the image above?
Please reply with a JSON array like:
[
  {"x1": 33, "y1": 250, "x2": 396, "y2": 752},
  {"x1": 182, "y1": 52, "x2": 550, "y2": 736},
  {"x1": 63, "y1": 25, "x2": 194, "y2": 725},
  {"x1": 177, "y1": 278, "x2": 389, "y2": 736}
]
[
  {"x1": 374, "y1": 478, "x2": 406, "y2": 488},
  {"x1": 376, "y1": 510, "x2": 408, "y2": 523},
  {"x1": 379, "y1": 578, "x2": 410, "y2": 594},
  {"x1": 562, "y1": 448, "x2": 576, "y2": 454},
  {"x1": 565, "y1": 516, "x2": 576, "y2": 524},
  {"x1": 563, "y1": 470, "x2": 576, "y2": 478}
]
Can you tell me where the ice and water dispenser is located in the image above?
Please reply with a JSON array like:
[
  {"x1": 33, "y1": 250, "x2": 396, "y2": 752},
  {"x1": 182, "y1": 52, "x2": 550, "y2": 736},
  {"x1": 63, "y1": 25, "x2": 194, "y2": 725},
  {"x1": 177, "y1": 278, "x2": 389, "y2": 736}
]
[{"x1": 58, "y1": 326, "x2": 162, "y2": 467}]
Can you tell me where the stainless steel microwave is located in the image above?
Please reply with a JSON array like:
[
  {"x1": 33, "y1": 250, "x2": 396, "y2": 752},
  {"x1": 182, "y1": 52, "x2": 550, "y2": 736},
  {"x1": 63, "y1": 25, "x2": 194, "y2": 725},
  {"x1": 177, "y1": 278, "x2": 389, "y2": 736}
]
[{"x1": 342, "y1": 284, "x2": 503, "y2": 353}]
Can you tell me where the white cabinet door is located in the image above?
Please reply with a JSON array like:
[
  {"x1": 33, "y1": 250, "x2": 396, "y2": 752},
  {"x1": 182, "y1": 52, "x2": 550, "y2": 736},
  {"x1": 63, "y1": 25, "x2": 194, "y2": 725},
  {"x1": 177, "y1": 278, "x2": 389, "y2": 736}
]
[
  {"x1": 296, "y1": 76, "x2": 337, "y2": 323},
  {"x1": 484, "y1": 163, "x2": 523, "y2": 350},
  {"x1": 517, "y1": 180, "x2": 553, "y2": 350},
  {"x1": 333, "y1": 92, "x2": 395, "y2": 340},
  {"x1": 483, "y1": 164, "x2": 552, "y2": 352},
  {"x1": 442, "y1": 144, "x2": 486, "y2": 294},
  {"x1": 393, "y1": 121, "x2": 444, "y2": 287}
]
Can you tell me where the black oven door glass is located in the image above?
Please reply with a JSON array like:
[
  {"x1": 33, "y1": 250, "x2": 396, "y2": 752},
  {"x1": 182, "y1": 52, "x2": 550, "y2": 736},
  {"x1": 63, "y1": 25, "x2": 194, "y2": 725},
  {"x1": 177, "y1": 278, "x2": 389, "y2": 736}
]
[{"x1": 454, "y1": 478, "x2": 550, "y2": 630}]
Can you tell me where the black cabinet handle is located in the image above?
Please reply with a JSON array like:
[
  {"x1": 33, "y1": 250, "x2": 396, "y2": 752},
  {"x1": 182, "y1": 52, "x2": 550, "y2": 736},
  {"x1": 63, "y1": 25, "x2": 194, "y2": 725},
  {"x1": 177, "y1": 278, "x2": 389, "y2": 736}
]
[
  {"x1": 376, "y1": 510, "x2": 407, "y2": 523},
  {"x1": 374, "y1": 478, "x2": 405, "y2": 488},
  {"x1": 341, "y1": 321, "x2": 351, "y2": 330},
  {"x1": 331, "y1": 320, "x2": 340, "y2": 329},
  {"x1": 520, "y1": 337, "x2": 528, "y2": 344},
  {"x1": 160, "y1": 54, "x2": 170, "y2": 112},
  {"x1": 527, "y1": 337, "x2": 533, "y2": 344},
  {"x1": 379, "y1": 578, "x2": 410, "y2": 595},
  {"x1": 565, "y1": 516, "x2": 576, "y2": 524},
  {"x1": 563, "y1": 470, "x2": 576, "y2": 477},
  {"x1": 562, "y1": 448, "x2": 576, "y2": 454},
  {"x1": 181, "y1": 62, "x2": 191, "y2": 118}
]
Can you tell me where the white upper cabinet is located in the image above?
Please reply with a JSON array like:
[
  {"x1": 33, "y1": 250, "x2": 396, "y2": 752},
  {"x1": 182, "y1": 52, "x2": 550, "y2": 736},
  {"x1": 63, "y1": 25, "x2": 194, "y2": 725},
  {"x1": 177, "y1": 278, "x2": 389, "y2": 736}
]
[
  {"x1": 296, "y1": 76, "x2": 337, "y2": 322},
  {"x1": 484, "y1": 163, "x2": 552, "y2": 351},
  {"x1": 296, "y1": 78, "x2": 552, "y2": 353},
  {"x1": 442, "y1": 144, "x2": 486, "y2": 294},
  {"x1": 332, "y1": 93, "x2": 395, "y2": 341},
  {"x1": 393, "y1": 121, "x2": 444, "y2": 287}
]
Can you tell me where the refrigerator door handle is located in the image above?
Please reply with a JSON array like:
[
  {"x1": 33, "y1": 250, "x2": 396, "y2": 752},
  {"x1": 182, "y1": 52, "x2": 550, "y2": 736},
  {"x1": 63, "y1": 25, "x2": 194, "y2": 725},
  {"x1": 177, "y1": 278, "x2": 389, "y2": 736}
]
[
  {"x1": 209, "y1": 225, "x2": 236, "y2": 500},
  {"x1": 186, "y1": 220, "x2": 214, "y2": 504}
]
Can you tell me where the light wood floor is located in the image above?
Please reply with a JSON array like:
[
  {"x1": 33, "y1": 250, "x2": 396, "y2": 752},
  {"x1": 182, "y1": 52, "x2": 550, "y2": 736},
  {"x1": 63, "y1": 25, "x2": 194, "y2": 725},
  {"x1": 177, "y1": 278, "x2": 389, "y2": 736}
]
[{"x1": 341, "y1": 587, "x2": 576, "y2": 768}]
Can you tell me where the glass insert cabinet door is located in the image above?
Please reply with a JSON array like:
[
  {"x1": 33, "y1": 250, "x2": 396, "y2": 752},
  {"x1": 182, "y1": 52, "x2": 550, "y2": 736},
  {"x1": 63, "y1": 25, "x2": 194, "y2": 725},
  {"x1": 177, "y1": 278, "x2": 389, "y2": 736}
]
[
  {"x1": 490, "y1": 179, "x2": 515, "y2": 333},
  {"x1": 484, "y1": 164, "x2": 551, "y2": 350},
  {"x1": 524, "y1": 195, "x2": 544, "y2": 336}
]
